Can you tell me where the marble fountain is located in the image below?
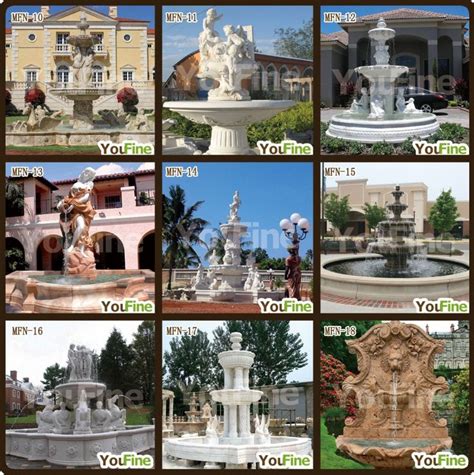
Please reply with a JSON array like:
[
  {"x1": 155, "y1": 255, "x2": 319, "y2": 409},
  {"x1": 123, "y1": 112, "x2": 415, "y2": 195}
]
[
  {"x1": 326, "y1": 18, "x2": 440, "y2": 143},
  {"x1": 321, "y1": 185, "x2": 469, "y2": 302},
  {"x1": 336, "y1": 321, "x2": 452, "y2": 469},
  {"x1": 164, "y1": 332, "x2": 311, "y2": 468},
  {"x1": 6, "y1": 344, "x2": 154, "y2": 466},
  {"x1": 6, "y1": 167, "x2": 154, "y2": 313},
  {"x1": 163, "y1": 8, "x2": 294, "y2": 155},
  {"x1": 6, "y1": 14, "x2": 154, "y2": 147}
]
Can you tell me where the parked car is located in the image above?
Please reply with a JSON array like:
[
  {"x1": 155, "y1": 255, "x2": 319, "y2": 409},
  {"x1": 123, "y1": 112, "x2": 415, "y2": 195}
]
[{"x1": 400, "y1": 87, "x2": 449, "y2": 113}]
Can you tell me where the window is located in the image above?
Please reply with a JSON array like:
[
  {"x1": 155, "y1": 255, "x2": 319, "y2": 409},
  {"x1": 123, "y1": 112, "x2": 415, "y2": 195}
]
[
  {"x1": 57, "y1": 65, "x2": 69, "y2": 85},
  {"x1": 25, "y1": 70, "x2": 38, "y2": 82},
  {"x1": 105, "y1": 196, "x2": 122, "y2": 209},
  {"x1": 94, "y1": 33, "x2": 105, "y2": 52},
  {"x1": 28, "y1": 33, "x2": 36, "y2": 42},
  {"x1": 56, "y1": 33, "x2": 69, "y2": 51},
  {"x1": 123, "y1": 34, "x2": 132, "y2": 42},
  {"x1": 122, "y1": 70, "x2": 134, "y2": 81},
  {"x1": 12, "y1": 389, "x2": 16, "y2": 397},
  {"x1": 92, "y1": 65, "x2": 103, "y2": 85}
]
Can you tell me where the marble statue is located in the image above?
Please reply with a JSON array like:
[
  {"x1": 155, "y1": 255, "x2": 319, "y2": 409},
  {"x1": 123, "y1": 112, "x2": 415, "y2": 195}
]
[
  {"x1": 208, "y1": 249, "x2": 220, "y2": 266},
  {"x1": 69, "y1": 14, "x2": 97, "y2": 88},
  {"x1": 205, "y1": 415, "x2": 219, "y2": 444},
  {"x1": 243, "y1": 264, "x2": 255, "y2": 291},
  {"x1": 162, "y1": 118, "x2": 176, "y2": 131},
  {"x1": 125, "y1": 109, "x2": 154, "y2": 132},
  {"x1": 67, "y1": 344, "x2": 94, "y2": 381},
  {"x1": 369, "y1": 94, "x2": 385, "y2": 119},
  {"x1": 74, "y1": 389, "x2": 92, "y2": 434},
  {"x1": 404, "y1": 97, "x2": 422, "y2": 114},
  {"x1": 349, "y1": 87, "x2": 369, "y2": 114},
  {"x1": 201, "y1": 402, "x2": 213, "y2": 421},
  {"x1": 36, "y1": 402, "x2": 55, "y2": 433},
  {"x1": 92, "y1": 401, "x2": 112, "y2": 432},
  {"x1": 57, "y1": 167, "x2": 97, "y2": 276},
  {"x1": 251, "y1": 269, "x2": 265, "y2": 290},
  {"x1": 13, "y1": 103, "x2": 62, "y2": 132},
  {"x1": 254, "y1": 414, "x2": 271, "y2": 444},
  {"x1": 197, "y1": 8, "x2": 258, "y2": 101},
  {"x1": 229, "y1": 191, "x2": 241, "y2": 222},
  {"x1": 395, "y1": 87, "x2": 406, "y2": 113},
  {"x1": 53, "y1": 402, "x2": 72, "y2": 434},
  {"x1": 191, "y1": 264, "x2": 209, "y2": 290},
  {"x1": 107, "y1": 395, "x2": 126, "y2": 430},
  {"x1": 99, "y1": 109, "x2": 128, "y2": 127},
  {"x1": 285, "y1": 245, "x2": 302, "y2": 300}
]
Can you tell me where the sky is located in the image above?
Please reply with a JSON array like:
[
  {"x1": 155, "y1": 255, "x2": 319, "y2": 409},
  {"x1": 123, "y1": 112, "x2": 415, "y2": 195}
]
[
  {"x1": 162, "y1": 5, "x2": 313, "y2": 80},
  {"x1": 398, "y1": 320, "x2": 467, "y2": 334},
  {"x1": 6, "y1": 162, "x2": 153, "y2": 182},
  {"x1": 323, "y1": 162, "x2": 469, "y2": 201},
  {"x1": 321, "y1": 5, "x2": 469, "y2": 34},
  {"x1": 162, "y1": 320, "x2": 313, "y2": 383},
  {"x1": 163, "y1": 162, "x2": 313, "y2": 261},
  {"x1": 6, "y1": 5, "x2": 155, "y2": 27},
  {"x1": 6, "y1": 320, "x2": 149, "y2": 387}
]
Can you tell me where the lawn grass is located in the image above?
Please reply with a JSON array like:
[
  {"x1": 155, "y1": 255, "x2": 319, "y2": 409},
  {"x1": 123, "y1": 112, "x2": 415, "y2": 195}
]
[
  {"x1": 320, "y1": 418, "x2": 372, "y2": 469},
  {"x1": 7, "y1": 145, "x2": 100, "y2": 154},
  {"x1": 126, "y1": 405, "x2": 154, "y2": 425},
  {"x1": 5, "y1": 414, "x2": 36, "y2": 425}
]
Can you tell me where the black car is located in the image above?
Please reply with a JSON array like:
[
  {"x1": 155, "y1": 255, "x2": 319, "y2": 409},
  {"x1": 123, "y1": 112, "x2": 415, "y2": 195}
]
[{"x1": 401, "y1": 87, "x2": 449, "y2": 113}]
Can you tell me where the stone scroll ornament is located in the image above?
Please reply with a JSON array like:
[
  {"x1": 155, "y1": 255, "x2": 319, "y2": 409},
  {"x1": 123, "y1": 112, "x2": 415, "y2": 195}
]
[{"x1": 336, "y1": 321, "x2": 452, "y2": 469}]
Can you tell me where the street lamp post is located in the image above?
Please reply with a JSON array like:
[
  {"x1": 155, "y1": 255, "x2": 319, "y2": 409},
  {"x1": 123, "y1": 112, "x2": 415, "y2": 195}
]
[{"x1": 279, "y1": 213, "x2": 310, "y2": 300}]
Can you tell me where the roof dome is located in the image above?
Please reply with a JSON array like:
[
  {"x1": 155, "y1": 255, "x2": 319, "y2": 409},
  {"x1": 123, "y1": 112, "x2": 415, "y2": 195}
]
[
  {"x1": 136, "y1": 162, "x2": 155, "y2": 171},
  {"x1": 94, "y1": 163, "x2": 126, "y2": 176}
]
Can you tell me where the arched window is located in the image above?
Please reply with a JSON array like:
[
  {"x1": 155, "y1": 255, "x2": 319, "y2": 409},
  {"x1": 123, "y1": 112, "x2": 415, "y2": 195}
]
[
  {"x1": 57, "y1": 65, "x2": 69, "y2": 86},
  {"x1": 92, "y1": 65, "x2": 103, "y2": 86},
  {"x1": 267, "y1": 65, "x2": 276, "y2": 92}
]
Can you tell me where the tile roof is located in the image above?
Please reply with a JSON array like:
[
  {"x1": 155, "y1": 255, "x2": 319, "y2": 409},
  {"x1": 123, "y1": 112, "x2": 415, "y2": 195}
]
[
  {"x1": 52, "y1": 169, "x2": 154, "y2": 185},
  {"x1": 357, "y1": 8, "x2": 467, "y2": 22},
  {"x1": 321, "y1": 31, "x2": 348, "y2": 46}
]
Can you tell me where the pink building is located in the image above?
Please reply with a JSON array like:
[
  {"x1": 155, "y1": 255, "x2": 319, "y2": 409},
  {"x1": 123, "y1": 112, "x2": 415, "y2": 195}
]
[{"x1": 6, "y1": 165, "x2": 155, "y2": 272}]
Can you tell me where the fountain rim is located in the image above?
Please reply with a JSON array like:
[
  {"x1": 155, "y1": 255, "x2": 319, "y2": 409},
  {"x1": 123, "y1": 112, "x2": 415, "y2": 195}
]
[
  {"x1": 322, "y1": 254, "x2": 469, "y2": 284},
  {"x1": 163, "y1": 100, "x2": 295, "y2": 110}
]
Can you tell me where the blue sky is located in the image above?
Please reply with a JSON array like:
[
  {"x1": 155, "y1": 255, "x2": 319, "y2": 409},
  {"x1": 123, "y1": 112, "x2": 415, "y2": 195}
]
[
  {"x1": 163, "y1": 162, "x2": 313, "y2": 261},
  {"x1": 162, "y1": 5, "x2": 313, "y2": 80},
  {"x1": 6, "y1": 5, "x2": 155, "y2": 27},
  {"x1": 162, "y1": 320, "x2": 313, "y2": 383},
  {"x1": 5, "y1": 162, "x2": 149, "y2": 182},
  {"x1": 321, "y1": 5, "x2": 469, "y2": 34}
]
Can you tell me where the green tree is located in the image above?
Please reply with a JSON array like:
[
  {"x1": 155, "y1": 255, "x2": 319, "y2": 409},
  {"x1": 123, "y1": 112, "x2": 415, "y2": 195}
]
[
  {"x1": 450, "y1": 368, "x2": 469, "y2": 424},
  {"x1": 253, "y1": 248, "x2": 270, "y2": 263},
  {"x1": 273, "y1": 18, "x2": 313, "y2": 60},
  {"x1": 98, "y1": 328, "x2": 135, "y2": 396},
  {"x1": 204, "y1": 228, "x2": 252, "y2": 265},
  {"x1": 162, "y1": 185, "x2": 209, "y2": 289},
  {"x1": 324, "y1": 193, "x2": 350, "y2": 236},
  {"x1": 212, "y1": 321, "x2": 307, "y2": 386},
  {"x1": 320, "y1": 321, "x2": 381, "y2": 372},
  {"x1": 428, "y1": 189, "x2": 460, "y2": 239},
  {"x1": 41, "y1": 363, "x2": 66, "y2": 404},
  {"x1": 362, "y1": 202, "x2": 387, "y2": 235},
  {"x1": 6, "y1": 245, "x2": 29, "y2": 274},
  {"x1": 6, "y1": 179, "x2": 24, "y2": 218},
  {"x1": 130, "y1": 321, "x2": 155, "y2": 405}
]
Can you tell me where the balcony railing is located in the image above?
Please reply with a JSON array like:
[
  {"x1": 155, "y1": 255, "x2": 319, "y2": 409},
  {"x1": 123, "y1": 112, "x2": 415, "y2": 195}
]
[
  {"x1": 93, "y1": 44, "x2": 106, "y2": 54},
  {"x1": 54, "y1": 44, "x2": 70, "y2": 54},
  {"x1": 136, "y1": 189, "x2": 155, "y2": 206}
]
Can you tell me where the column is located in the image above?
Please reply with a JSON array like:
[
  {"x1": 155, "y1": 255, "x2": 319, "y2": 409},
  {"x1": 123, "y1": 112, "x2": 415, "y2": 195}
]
[
  {"x1": 234, "y1": 367, "x2": 243, "y2": 389},
  {"x1": 162, "y1": 397, "x2": 167, "y2": 429},
  {"x1": 427, "y1": 40, "x2": 438, "y2": 91},
  {"x1": 240, "y1": 404, "x2": 250, "y2": 437},
  {"x1": 224, "y1": 405, "x2": 229, "y2": 436},
  {"x1": 224, "y1": 368, "x2": 232, "y2": 389},
  {"x1": 452, "y1": 40, "x2": 463, "y2": 81},
  {"x1": 243, "y1": 369, "x2": 249, "y2": 389},
  {"x1": 169, "y1": 396, "x2": 174, "y2": 430},
  {"x1": 348, "y1": 44, "x2": 358, "y2": 81},
  {"x1": 228, "y1": 405, "x2": 238, "y2": 439}
]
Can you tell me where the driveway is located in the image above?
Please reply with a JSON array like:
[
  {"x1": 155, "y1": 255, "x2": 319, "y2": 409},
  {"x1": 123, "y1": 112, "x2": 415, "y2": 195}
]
[{"x1": 321, "y1": 107, "x2": 469, "y2": 129}]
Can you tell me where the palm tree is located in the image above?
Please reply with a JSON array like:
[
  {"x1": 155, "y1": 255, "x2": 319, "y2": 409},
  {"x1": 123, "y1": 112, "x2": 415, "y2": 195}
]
[
  {"x1": 204, "y1": 227, "x2": 252, "y2": 265},
  {"x1": 162, "y1": 186, "x2": 209, "y2": 290}
]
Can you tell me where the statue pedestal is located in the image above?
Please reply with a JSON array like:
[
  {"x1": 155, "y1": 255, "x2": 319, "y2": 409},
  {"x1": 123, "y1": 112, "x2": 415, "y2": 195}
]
[{"x1": 66, "y1": 250, "x2": 97, "y2": 278}]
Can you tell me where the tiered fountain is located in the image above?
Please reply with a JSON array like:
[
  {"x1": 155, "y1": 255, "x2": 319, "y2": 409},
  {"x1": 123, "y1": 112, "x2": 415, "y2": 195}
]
[
  {"x1": 163, "y1": 8, "x2": 294, "y2": 155},
  {"x1": 336, "y1": 321, "x2": 452, "y2": 469},
  {"x1": 6, "y1": 344, "x2": 154, "y2": 466},
  {"x1": 164, "y1": 332, "x2": 311, "y2": 468},
  {"x1": 327, "y1": 18, "x2": 439, "y2": 143},
  {"x1": 321, "y1": 185, "x2": 469, "y2": 301},
  {"x1": 189, "y1": 191, "x2": 283, "y2": 303}
]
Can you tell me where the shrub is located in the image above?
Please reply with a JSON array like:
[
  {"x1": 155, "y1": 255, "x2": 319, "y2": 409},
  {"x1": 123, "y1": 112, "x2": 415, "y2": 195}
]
[
  {"x1": 347, "y1": 141, "x2": 365, "y2": 155},
  {"x1": 398, "y1": 138, "x2": 416, "y2": 154},
  {"x1": 6, "y1": 89, "x2": 11, "y2": 105},
  {"x1": 450, "y1": 368, "x2": 469, "y2": 424},
  {"x1": 459, "y1": 100, "x2": 469, "y2": 109},
  {"x1": 453, "y1": 78, "x2": 469, "y2": 101},
  {"x1": 117, "y1": 87, "x2": 139, "y2": 113},
  {"x1": 370, "y1": 141, "x2": 394, "y2": 155},
  {"x1": 429, "y1": 123, "x2": 466, "y2": 143},
  {"x1": 24, "y1": 88, "x2": 45, "y2": 107}
]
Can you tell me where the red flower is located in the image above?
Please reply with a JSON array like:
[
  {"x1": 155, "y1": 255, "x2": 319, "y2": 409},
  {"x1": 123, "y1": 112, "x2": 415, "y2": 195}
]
[
  {"x1": 24, "y1": 88, "x2": 45, "y2": 107},
  {"x1": 117, "y1": 87, "x2": 138, "y2": 106}
]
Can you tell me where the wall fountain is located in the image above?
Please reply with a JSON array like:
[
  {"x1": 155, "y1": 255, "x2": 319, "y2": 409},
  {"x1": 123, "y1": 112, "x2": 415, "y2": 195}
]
[
  {"x1": 164, "y1": 332, "x2": 311, "y2": 468},
  {"x1": 326, "y1": 18, "x2": 439, "y2": 143},
  {"x1": 336, "y1": 321, "x2": 452, "y2": 468},
  {"x1": 163, "y1": 8, "x2": 294, "y2": 155},
  {"x1": 321, "y1": 185, "x2": 469, "y2": 301},
  {"x1": 6, "y1": 344, "x2": 154, "y2": 466}
]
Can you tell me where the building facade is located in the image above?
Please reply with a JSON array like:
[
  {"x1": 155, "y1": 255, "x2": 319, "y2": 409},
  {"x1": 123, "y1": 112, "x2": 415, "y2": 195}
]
[
  {"x1": 6, "y1": 5, "x2": 155, "y2": 112},
  {"x1": 6, "y1": 164, "x2": 155, "y2": 272},
  {"x1": 5, "y1": 370, "x2": 38, "y2": 415},
  {"x1": 324, "y1": 179, "x2": 469, "y2": 237},
  {"x1": 427, "y1": 321, "x2": 469, "y2": 369},
  {"x1": 321, "y1": 8, "x2": 469, "y2": 106},
  {"x1": 163, "y1": 50, "x2": 313, "y2": 101}
]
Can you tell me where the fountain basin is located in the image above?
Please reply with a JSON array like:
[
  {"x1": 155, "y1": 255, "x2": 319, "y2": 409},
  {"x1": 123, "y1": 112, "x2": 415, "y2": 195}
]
[
  {"x1": 355, "y1": 65, "x2": 408, "y2": 81},
  {"x1": 336, "y1": 436, "x2": 452, "y2": 469},
  {"x1": 165, "y1": 435, "x2": 311, "y2": 466},
  {"x1": 321, "y1": 254, "x2": 469, "y2": 301},
  {"x1": 210, "y1": 389, "x2": 263, "y2": 405},
  {"x1": 50, "y1": 87, "x2": 117, "y2": 101},
  {"x1": 326, "y1": 112, "x2": 439, "y2": 143},
  {"x1": 6, "y1": 270, "x2": 155, "y2": 313},
  {"x1": 6, "y1": 425, "x2": 154, "y2": 466},
  {"x1": 163, "y1": 100, "x2": 294, "y2": 154},
  {"x1": 54, "y1": 382, "x2": 107, "y2": 403}
]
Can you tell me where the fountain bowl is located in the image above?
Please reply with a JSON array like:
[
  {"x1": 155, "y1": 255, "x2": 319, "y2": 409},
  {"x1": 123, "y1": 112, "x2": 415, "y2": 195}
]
[
  {"x1": 336, "y1": 436, "x2": 452, "y2": 469},
  {"x1": 321, "y1": 254, "x2": 469, "y2": 301},
  {"x1": 210, "y1": 389, "x2": 263, "y2": 405},
  {"x1": 355, "y1": 65, "x2": 408, "y2": 81},
  {"x1": 54, "y1": 381, "x2": 107, "y2": 403}
]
